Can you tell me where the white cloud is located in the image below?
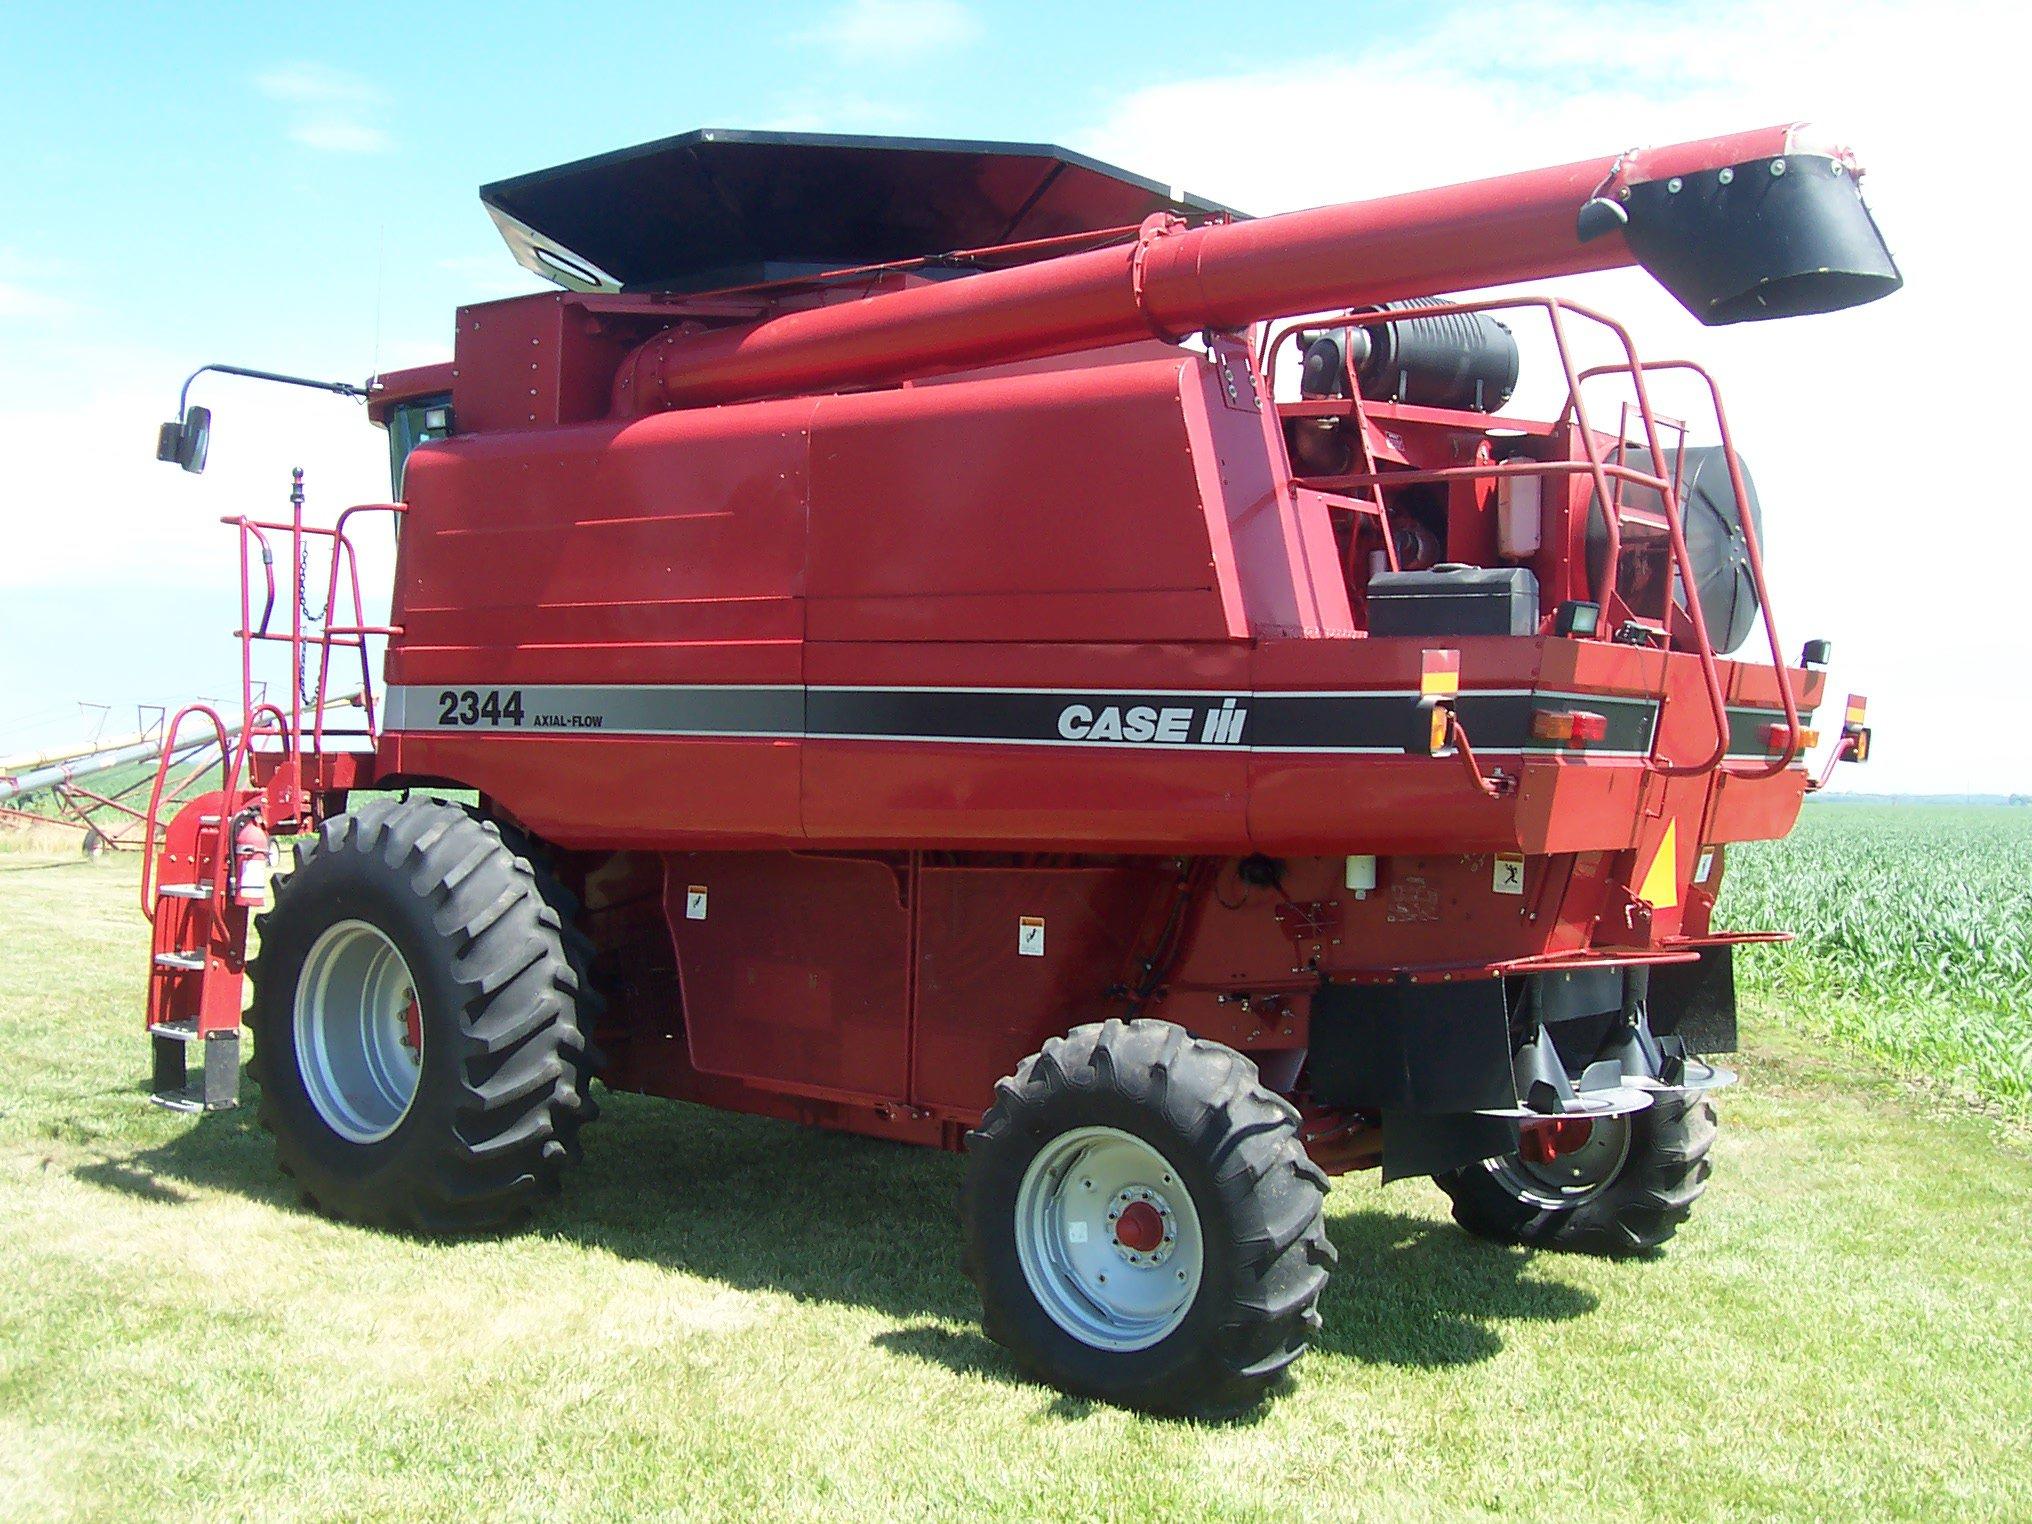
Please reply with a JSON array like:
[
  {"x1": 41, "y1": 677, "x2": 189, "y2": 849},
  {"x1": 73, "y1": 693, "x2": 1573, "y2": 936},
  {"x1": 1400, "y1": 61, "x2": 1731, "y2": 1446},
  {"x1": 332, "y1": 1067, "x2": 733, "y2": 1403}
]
[
  {"x1": 796, "y1": 0, "x2": 981, "y2": 64},
  {"x1": 0, "y1": 376, "x2": 392, "y2": 596},
  {"x1": 255, "y1": 62, "x2": 392, "y2": 153},
  {"x1": 0, "y1": 251, "x2": 73, "y2": 323},
  {"x1": 0, "y1": 280, "x2": 70, "y2": 322},
  {"x1": 288, "y1": 117, "x2": 394, "y2": 154},
  {"x1": 254, "y1": 62, "x2": 382, "y2": 107},
  {"x1": 0, "y1": 360, "x2": 397, "y2": 734}
]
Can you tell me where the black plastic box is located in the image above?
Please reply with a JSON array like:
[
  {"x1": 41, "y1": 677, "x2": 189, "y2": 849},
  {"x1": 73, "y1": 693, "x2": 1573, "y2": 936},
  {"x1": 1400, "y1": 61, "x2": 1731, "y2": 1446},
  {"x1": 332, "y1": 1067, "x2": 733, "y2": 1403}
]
[{"x1": 1367, "y1": 564, "x2": 1540, "y2": 637}]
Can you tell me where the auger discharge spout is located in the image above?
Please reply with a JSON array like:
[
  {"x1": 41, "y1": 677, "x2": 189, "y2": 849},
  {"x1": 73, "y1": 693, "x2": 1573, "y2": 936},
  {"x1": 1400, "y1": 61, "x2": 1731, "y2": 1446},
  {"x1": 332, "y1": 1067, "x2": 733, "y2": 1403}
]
[{"x1": 611, "y1": 122, "x2": 1899, "y2": 414}]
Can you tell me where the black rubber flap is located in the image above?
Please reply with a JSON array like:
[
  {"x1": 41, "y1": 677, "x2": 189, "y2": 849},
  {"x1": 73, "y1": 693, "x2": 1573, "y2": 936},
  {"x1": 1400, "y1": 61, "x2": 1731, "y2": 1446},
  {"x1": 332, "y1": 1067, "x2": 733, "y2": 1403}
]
[
  {"x1": 1308, "y1": 980, "x2": 1515, "y2": 1114},
  {"x1": 480, "y1": 128, "x2": 1232, "y2": 294},
  {"x1": 1625, "y1": 153, "x2": 1901, "y2": 325}
]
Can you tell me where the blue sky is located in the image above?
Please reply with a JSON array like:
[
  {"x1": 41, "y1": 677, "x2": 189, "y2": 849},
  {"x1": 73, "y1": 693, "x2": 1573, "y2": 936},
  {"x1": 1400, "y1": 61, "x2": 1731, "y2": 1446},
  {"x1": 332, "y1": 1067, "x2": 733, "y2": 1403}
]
[
  {"x1": 2, "y1": 0, "x2": 1381, "y2": 384},
  {"x1": 2, "y1": 0, "x2": 2025, "y2": 792}
]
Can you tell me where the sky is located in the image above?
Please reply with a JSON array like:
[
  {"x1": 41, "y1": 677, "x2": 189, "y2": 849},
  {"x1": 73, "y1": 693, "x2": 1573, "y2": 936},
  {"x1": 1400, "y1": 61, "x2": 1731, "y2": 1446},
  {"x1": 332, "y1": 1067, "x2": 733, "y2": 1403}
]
[{"x1": 1, "y1": 0, "x2": 2025, "y2": 794}]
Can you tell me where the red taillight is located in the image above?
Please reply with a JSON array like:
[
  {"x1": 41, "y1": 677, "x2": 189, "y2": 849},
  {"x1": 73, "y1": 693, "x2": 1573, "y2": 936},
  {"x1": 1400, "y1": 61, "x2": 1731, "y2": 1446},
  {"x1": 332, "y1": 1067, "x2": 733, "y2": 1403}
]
[
  {"x1": 1531, "y1": 709, "x2": 1607, "y2": 747},
  {"x1": 1763, "y1": 722, "x2": 1821, "y2": 751}
]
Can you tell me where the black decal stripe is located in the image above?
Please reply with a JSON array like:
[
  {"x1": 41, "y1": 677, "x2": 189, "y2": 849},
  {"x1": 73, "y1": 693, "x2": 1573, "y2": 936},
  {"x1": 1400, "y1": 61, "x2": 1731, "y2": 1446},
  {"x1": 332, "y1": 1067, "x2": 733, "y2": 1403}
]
[
  {"x1": 1250, "y1": 692, "x2": 1657, "y2": 754},
  {"x1": 807, "y1": 688, "x2": 1231, "y2": 746},
  {"x1": 386, "y1": 684, "x2": 803, "y2": 736},
  {"x1": 383, "y1": 684, "x2": 1674, "y2": 755}
]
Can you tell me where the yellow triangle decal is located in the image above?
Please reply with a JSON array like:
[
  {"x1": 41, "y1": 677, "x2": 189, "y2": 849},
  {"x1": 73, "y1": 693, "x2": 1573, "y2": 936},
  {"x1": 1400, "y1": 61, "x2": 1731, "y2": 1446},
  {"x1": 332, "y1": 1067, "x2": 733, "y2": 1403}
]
[{"x1": 1637, "y1": 819, "x2": 1679, "y2": 909}]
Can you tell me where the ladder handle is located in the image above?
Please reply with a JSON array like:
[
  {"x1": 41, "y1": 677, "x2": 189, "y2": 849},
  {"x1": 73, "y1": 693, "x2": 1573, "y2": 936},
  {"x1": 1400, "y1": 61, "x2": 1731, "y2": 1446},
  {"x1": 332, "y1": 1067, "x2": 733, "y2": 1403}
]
[{"x1": 139, "y1": 705, "x2": 232, "y2": 922}]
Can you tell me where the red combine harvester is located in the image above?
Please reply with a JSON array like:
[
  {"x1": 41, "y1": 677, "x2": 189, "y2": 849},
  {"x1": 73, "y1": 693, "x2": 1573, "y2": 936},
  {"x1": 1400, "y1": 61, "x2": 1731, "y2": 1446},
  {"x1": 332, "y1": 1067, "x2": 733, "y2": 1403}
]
[{"x1": 145, "y1": 124, "x2": 1890, "y2": 1412}]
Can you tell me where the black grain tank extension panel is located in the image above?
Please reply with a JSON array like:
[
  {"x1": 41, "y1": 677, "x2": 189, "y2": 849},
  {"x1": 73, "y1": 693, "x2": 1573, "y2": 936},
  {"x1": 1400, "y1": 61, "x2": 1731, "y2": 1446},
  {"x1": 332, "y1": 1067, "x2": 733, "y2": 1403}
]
[
  {"x1": 1367, "y1": 565, "x2": 1541, "y2": 637},
  {"x1": 480, "y1": 128, "x2": 1237, "y2": 295}
]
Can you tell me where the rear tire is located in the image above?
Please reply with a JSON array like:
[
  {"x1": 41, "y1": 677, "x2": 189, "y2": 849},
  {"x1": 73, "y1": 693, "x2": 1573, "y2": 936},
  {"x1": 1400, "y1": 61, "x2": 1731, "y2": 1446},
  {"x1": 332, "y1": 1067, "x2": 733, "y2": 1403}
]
[
  {"x1": 249, "y1": 796, "x2": 598, "y2": 1233},
  {"x1": 1433, "y1": 1093, "x2": 1717, "y2": 1254},
  {"x1": 963, "y1": 1018, "x2": 1335, "y2": 1414}
]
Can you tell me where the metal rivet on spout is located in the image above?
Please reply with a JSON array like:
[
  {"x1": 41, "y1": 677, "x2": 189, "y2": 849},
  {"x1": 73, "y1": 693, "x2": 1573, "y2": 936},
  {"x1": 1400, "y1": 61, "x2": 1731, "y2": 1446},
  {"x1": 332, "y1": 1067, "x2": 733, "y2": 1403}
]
[
  {"x1": 1717, "y1": 166, "x2": 1735, "y2": 185},
  {"x1": 1770, "y1": 158, "x2": 1788, "y2": 176}
]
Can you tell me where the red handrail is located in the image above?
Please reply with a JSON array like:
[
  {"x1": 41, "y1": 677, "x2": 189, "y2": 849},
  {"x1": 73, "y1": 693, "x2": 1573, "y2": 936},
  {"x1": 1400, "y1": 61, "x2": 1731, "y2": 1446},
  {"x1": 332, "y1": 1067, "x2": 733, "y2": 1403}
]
[
  {"x1": 222, "y1": 497, "x2": 404, "y2": 763},
  {"x1": 1572, "y1": 359, "x2": 1802, "y2": 777},
  {"x1": 1270, "y1": 295, "x2": 1737, "y2": 777},
  {"x1": 139, "y1": 704, "x2": 232, "y2": 921}
]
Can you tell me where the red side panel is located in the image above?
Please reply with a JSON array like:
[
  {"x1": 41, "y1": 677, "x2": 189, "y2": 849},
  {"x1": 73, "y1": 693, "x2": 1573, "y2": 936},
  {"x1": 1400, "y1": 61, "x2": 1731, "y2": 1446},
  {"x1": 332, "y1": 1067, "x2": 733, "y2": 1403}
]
[
  {"x1": 800, "y1": 640, "x2": 1253, "y2": 850},
  {"x1": 392, "y1": 734, "x2": 803, "y2": 850},
  {"x1": 910, "y1": 863, "x2": 1168, "y2": 1112},
  {"x1": 392, "y1": 395, "x2": 818, "y2": 687},
  {"x1": 663, "y1": 853, "x2": 911, "y2": 1103},
  {"x1": 804, "y1": 357, "x2": 1245, "y2": 644},
  {"x1": 387, "y1": 395, "x2": 819, "y2": 843}
]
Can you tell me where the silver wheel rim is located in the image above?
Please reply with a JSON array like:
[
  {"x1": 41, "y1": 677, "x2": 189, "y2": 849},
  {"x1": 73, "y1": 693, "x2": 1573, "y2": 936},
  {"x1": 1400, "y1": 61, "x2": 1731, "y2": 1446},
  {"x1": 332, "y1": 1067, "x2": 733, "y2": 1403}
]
[
  {"x1": 1013, "y1": 1126, "x2": 1204, "y2": 1351},
  {"x1": 292, "y1": 919, "x2": 425, "y2": 1145},
  {"x1": 1487, "y1": 1116, "x2": 1633, "y2": 1209}
]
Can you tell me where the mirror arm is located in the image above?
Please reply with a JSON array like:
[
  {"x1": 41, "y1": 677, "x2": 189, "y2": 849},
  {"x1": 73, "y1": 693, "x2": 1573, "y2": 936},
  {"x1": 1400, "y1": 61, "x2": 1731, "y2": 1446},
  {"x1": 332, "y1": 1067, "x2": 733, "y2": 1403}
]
[{"x1": 175, "y1": 364, "x2": 370, "y2": 418}]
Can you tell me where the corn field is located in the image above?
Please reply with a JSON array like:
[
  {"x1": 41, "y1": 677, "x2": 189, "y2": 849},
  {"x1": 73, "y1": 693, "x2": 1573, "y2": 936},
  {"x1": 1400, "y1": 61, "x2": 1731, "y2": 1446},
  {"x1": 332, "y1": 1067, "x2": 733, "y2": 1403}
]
[{"x1": 1723, "y1": 804, "x2": 2032, "y2": 1115}]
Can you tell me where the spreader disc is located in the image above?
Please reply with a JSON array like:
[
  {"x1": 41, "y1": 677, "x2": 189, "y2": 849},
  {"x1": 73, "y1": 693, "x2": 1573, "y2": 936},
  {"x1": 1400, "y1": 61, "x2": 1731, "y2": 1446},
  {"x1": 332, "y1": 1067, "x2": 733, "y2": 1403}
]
[
  {"x1": 1624, "y1": 1057, "x2": 1738, "y2": 1094},
  {"x1": 1477, "y1": 1084, "x2": 1654, "y2": 1122}
]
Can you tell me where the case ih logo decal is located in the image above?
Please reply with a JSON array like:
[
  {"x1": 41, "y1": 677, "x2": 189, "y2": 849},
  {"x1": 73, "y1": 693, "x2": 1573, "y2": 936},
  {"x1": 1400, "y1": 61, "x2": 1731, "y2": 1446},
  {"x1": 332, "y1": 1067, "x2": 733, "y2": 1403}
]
[
  {"x1": 375, "y1": 685, "x2": 1820, "y2": 758},
  {"x1": 1056, "y1": 698, "x2": 1247, "y2": 746}
]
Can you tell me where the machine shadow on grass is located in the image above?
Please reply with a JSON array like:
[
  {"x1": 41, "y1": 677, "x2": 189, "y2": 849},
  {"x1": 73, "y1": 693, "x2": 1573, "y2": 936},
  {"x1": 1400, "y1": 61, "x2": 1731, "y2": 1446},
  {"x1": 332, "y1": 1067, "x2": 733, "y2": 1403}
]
[
  {"x1": 70, "y1": 1084, "x2": 295, "y2": 1211},
  {"x1": 72, "y1": 1079, "x2": 1595, "y2": 1401}
]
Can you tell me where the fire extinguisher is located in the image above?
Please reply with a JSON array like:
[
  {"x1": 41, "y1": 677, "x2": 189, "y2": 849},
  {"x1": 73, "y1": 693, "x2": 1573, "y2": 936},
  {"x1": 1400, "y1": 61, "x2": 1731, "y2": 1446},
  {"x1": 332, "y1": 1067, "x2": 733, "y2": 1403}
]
[{"x1": 232, "y1": 816, "x2": 274, "y2": 908}]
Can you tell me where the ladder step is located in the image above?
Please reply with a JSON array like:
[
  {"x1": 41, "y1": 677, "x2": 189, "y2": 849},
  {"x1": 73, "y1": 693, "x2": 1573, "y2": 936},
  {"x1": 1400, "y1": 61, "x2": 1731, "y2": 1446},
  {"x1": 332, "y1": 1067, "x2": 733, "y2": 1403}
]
[
  {"x1": 150, "y1": 1027, "x2": 240, "y2": 1111},
  {"x1": 153, "y1": 951, "x2": 207, "y2": 972},
  {"x1": 156, "y1": 883, "x2": 209, "y2": 900}
]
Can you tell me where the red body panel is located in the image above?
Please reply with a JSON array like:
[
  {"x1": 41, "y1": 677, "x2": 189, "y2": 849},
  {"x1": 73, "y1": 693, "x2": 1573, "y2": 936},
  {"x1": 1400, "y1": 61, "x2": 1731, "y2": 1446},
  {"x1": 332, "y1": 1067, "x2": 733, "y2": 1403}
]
[{"x1": 368, "y1": 317, "x2": 1814, "y2": 1131}]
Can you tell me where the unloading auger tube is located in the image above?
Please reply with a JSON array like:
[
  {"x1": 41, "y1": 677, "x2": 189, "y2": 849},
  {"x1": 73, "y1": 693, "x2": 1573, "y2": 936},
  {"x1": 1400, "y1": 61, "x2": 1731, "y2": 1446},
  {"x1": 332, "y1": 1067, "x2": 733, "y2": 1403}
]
[{"x1": 611, "y1": 123, "x2": 1899, "y2": 413}]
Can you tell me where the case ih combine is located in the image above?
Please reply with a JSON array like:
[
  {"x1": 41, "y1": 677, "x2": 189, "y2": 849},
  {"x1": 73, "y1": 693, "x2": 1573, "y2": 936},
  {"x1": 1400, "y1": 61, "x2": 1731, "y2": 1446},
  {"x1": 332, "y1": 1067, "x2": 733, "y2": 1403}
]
[{"x1": 144, "y1": 124, "x2": 1891, "y2": 1412}]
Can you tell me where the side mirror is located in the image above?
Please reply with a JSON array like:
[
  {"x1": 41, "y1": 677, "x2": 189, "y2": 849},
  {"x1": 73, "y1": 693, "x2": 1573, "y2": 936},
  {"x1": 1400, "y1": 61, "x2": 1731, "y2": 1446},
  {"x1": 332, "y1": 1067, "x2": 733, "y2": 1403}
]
[{"x1": 155, "y1": 405, "x2": 211, "y2": 474}]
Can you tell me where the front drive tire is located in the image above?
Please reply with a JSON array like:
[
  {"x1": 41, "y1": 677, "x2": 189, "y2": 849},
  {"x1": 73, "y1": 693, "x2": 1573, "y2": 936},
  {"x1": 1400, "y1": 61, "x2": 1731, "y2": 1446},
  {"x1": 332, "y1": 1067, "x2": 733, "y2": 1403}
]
[
  {"x1": 249, "y1": 796, "x2": 598, "y2": 1233},
  {"x1": 1433, "y1": 1093, "x2": 1718, "y2": 1255},
  {"x1": 963, "y1": 1019, "x2": 1335, "y2": 1415}
]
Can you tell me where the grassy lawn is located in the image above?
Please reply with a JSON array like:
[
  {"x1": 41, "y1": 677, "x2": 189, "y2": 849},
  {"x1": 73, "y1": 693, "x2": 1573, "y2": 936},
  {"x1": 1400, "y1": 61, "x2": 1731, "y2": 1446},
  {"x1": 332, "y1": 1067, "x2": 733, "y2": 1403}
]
[{"x1": 2, "y1": 844, "x2": 2029, "y2": 1521}]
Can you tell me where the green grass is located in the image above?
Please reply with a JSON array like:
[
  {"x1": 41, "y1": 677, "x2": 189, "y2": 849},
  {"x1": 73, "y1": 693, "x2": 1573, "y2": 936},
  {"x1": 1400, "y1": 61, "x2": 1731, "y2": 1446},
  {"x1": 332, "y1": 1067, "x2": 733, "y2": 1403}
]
[
  {"x1": 1724, "y1": 804, "x2": 2032, "y2": 1116},
  {"x1": 3, "y1": 841, "x2": 2031, "y2": 1521}
]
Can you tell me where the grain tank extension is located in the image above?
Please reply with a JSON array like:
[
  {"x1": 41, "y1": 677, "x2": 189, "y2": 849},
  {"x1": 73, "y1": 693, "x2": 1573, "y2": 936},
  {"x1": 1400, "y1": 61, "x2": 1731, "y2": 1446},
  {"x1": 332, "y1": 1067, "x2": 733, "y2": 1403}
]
[{"x1": 142, "y1": 125, "x2": 1890, "y2": 1412}]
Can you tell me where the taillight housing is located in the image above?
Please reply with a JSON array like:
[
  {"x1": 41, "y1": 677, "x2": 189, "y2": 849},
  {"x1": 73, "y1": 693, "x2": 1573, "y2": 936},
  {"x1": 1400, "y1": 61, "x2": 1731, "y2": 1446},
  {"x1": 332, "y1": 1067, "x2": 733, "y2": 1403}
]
[
  {"x1": 1532, "y1": 709, "x2": 1608, "y2": 747},
  {"x1": 1762, "y1": 721, "x2": 1821, "y2": 752}
]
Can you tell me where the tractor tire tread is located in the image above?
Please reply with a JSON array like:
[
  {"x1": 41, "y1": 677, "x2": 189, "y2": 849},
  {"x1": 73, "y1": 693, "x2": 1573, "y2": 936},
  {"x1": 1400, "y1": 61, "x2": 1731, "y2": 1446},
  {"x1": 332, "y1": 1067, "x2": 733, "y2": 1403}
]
[
  {"x1": 1433, "y1": 1094, "x2": 1719, "y2": 1256},
  {"x1": 249, "y1": 796, "x2": 597, "y2": 1235},
  {"x1": 963, "y1": 1018, "x2": 1332, "y2": 1415}
]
